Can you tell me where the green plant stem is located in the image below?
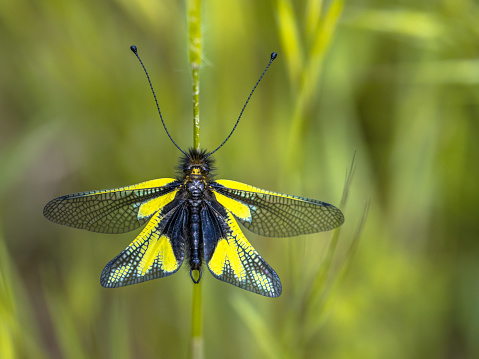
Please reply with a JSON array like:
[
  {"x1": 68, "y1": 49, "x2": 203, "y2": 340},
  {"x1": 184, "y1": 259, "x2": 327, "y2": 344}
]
[
  {"x1": 190, "y1": 271, "x2": 203, "y2": 359},
  {"x1": 188, "y1": 1, "x2": 203, "y2": 358},
  {"x1": 283, "y1": 0, "x2": 344, "y2": 174},
  {"x1": 189, "y1": 0, "x2": 202, "y2": 150}
]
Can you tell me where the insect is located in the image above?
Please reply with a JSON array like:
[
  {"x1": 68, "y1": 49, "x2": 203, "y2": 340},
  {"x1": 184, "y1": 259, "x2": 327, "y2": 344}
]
[{"x1": 43, "y1": 46, "x2": 344, "y2": 297}]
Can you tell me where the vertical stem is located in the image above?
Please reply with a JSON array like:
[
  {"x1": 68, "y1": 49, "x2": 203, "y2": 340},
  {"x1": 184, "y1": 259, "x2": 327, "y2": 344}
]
[
  {"x1": 189, "y1": 0, "x2": 202, "y2": 150},
  {"x1": 188, "y1": 1, "x2": 203, "y2": 359},
  {"x1": 192, "y1": 67, "x2": 200, "y2": 150},
  {"x1": 190, "y1": 272, "x2": 203, "y2": 359}
]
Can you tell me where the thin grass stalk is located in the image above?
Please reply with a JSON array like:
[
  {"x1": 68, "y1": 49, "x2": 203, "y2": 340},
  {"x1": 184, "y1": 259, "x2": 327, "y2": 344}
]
[
  {"x1": 283, "y1": 0, "x2": 344, "y2": 172},
  {"x1": 303, "y1": 153, "x2": 355, "y2": 309},
  {"x1": 304, "y1": 201, "x2": 369, "y2": 343},
  {"x1": 189, "y1": 0, "x2": 202, "y2": 151},
  {"x1": 187, "y1": 1, "x2": 203, "y2": 358},
  {"x1": 275, "y1": 0, "x2": 303, "y2": 91},
  {"x1": 273, "y1": 2, "x2": 347, "y2": 354},
  {"x1": 283, "y1": 0, "x2": 345, "y2": 305},
  {"x1": 232, "y1": 296, "x2": 285, "y2": 359},
  {"x1": 0, "y1": 222, "x2": 18, "y2": 359},
  {"x1": 190, "y1": 272, "x2": 203, "y2": 359},
  {"x1": 274, "y1": 0, "x2": 344, "y2": 302},
  {"x1": 304, "y1": 0, "x2": 323, "y2": 38},
  {"x1": 0, "y1": 223, "x2": 48, "y2": 359}
]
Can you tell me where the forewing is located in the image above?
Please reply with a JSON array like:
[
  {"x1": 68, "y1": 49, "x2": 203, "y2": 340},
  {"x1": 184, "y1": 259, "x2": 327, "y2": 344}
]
[
  {"x1": 211, "y1": 179, "x2": 344, "y2": 237},
  {"x1": 43, "y1": 178, "x2": 180, "y2": 234},
  {"x1": 100, "y1": 203, "x2": 187, "y2": 287},
  {"x1": 202, "y1": 205, "x2": 282, "y2": 297}
]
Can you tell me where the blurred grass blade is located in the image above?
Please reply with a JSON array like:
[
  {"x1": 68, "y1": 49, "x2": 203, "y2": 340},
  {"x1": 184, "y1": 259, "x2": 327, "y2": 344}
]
[
  {"x1": 108, "y1": 299, "x2": 132, "y2": 359},
  {"x1": 305, "y1": 200, "x2": 369, "y2": 339},
  {"x1": 304, "y1": 0, "x2": 323, "y2": 38},
  {"x1": 304, "y1": 152, "x2": 355, "y2": 308},
  {"x1": 0, "y1": 121, "x2": 61, "y2": 198},
  {"x1": 305, "y1": 0, "x2": 344, "y2": 96},
  {"x1": 0, "y1": 223, "x2": 47, "y2": 359},
  {"x1": 43, "y1": 286, "x2": 87, "y2": 359},
  {"x1": 274, "y1": 0, "x2": 304, "y2": 89},
  {"x1": 283, "y1": 0, "x2": 344, "y2": 174},
  {"x1": 342, "y1": 7, "x2": 444, "y2": 40},
  {"x1": 232, "y1": 296, "x2": 284, "y2": 359},
  {"x1": 0, "y1": 224, "x2": 21, "y2": 359}
]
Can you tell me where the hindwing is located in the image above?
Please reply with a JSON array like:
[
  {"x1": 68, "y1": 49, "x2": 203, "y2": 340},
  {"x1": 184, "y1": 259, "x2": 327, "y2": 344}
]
[
  {"x1": 101, "y1": 202, "x2": 187, "y2": 287},
  {"x1": 202, "y1": 203, "x2": 282, "y2": 297}
]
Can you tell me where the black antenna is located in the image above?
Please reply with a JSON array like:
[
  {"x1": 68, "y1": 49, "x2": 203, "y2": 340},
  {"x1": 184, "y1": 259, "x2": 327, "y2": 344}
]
[
  {"x1": 206, "y1": 52, "x2": 278, "y2": 158},
  {"x1": 130, "y1": 45, "x2": 187, "y2": 157}
]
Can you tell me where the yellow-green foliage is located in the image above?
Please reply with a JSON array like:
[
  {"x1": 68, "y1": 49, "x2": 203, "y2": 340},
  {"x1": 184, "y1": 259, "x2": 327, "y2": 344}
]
[{"x1": 1, "y1": 0, "x2": 478, "y2": 358}]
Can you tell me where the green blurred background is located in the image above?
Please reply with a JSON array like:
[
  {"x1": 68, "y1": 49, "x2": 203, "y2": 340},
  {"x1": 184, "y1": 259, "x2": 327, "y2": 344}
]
[{"x1": 1, "y1": 0, "x2": 478, "y2": 358}]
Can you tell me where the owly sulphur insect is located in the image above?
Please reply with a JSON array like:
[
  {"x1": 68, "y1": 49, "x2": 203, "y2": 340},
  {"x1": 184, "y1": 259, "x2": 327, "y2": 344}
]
[{"x1": 43, "y1": 47, "x2": 344, "y2": 297}]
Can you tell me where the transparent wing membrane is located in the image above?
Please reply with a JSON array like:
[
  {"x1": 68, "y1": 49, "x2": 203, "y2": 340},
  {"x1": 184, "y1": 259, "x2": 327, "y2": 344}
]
[
  {"x1": 43, "y1": 179, "x2": 179, "y2": 234},
  {"x1": 212, "y1": 180, "x2": 344, "y2": 237}
]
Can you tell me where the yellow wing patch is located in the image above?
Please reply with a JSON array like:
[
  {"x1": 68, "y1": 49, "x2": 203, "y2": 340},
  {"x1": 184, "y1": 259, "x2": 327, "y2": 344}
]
[
  {"x1": 83, "y1": 178, "x2": 179, "y2": 220},
  {"x1": 137, "y1": 189, "x2": 178, "y2": 219},
  {"x1": 252, "y1": 270, "x2": 273, "y2": 290},
  {"x1": 125, "y1": 178, "x2": 177, "y2": 190},
  {"x1": 94, "y1": 178, "x2": 176, "y2": 195},
  {"x1": 213, "y1": 191, "x2": 252, "y2": 222},
  {"x1": 139, "y1": 234, "x2": 177, "y2": 275},
  {"x1": 101, "y1": 210, "x2": 183, "y2": 287},
  {"x1": 206, "y1": 211, "x2": 281, "y2": 297},
  {"x1": 213, "y1": 179, "x2": 344, "y2": 237},
  {"x1": 208, "y1": 238, "x2": 245, "y2": 280},
  {"x1": 216, "y1": 179, "x2": 294, "y2": 199},
  {"x1": 128, "y1": 212, "x2": 180, "y2": 275},
  {"x1": 124, "y1": 178, "x2": 179, "y2": 220},
  {"x1": 108, "y1": 264, "x2": 133, "y2": 284},
  {"x1": 43, "y1": 177, "x2": 180, "y2": 234}
]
